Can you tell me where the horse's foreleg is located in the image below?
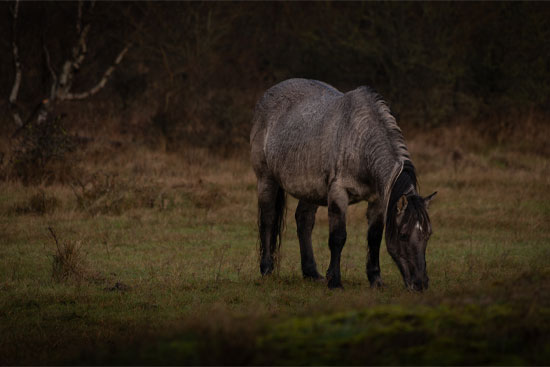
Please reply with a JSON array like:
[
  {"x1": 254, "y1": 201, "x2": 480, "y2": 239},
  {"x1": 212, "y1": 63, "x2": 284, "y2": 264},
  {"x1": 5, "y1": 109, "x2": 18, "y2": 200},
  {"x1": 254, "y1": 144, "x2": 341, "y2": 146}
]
[
  {"x1": 257, "y1": 178, "x2": 282, "y2": 276},
  {"x1": 326, "y1": 186, "x2": 348, "y2": 289},
  {"x1": 366, "y1": 219, "x2": 385, "y2": 288},
  {"x1": 295, "y1": 200, "x2": 322, "y2": 280},
  {"x1": 366, "y1": 206, "x2": 385, "y2": 288}
]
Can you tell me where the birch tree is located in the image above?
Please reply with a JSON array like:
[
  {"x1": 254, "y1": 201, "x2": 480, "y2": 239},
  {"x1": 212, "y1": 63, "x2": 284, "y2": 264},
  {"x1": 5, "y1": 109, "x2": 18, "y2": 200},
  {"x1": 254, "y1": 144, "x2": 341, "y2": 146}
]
[{"x1": 8, "y1": 0, "x2": 131, "y2": 130}]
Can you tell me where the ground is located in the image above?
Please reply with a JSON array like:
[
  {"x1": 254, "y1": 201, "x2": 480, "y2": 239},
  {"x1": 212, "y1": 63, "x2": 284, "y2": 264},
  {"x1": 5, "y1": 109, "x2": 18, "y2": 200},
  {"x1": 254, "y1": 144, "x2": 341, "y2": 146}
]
[{"x1": 1, "y1": 126, "x2": 549, "y2": 365}]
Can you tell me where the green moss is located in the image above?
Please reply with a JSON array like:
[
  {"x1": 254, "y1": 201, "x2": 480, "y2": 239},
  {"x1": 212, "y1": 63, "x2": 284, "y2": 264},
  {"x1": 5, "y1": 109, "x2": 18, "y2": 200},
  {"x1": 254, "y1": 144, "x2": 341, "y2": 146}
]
[{"x1": 256, "y1": 304, "x2": 549, "y2": 365}]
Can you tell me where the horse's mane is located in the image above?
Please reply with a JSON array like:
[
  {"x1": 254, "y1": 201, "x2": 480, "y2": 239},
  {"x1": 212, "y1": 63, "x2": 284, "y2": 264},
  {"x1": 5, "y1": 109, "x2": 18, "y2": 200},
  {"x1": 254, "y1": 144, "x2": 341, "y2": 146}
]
[
  {"x1": 351, "y1": 87, "x2": 413, "y2": 221},
  {"x1": 385, "y1": 160, "x2": 431, "y2": 241},
  {"x1": 388, "y1": 160, "x2": 417, "y2": 213},
  {"x1": 358, "y1": 86, "x2": 411, "y2": 163}
]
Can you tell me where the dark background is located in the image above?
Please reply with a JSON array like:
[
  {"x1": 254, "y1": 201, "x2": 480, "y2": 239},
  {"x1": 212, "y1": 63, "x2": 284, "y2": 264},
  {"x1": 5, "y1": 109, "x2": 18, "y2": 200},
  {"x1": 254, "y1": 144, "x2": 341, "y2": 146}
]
[{"x1": 2, "y1": 2, "x2": 549, "y2": 152}]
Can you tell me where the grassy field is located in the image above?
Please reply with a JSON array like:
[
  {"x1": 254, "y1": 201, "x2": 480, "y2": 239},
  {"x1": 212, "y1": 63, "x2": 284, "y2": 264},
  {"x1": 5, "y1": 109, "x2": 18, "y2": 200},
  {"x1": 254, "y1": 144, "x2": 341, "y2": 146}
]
[{"x1": 1, "y1": 127, "x2": 549, "y2": 365}]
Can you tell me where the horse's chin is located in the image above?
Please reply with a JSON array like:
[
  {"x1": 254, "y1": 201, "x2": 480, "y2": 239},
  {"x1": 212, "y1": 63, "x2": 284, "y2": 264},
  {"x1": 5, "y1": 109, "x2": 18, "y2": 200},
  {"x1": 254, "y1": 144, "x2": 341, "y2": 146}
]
[{"x1": 393, "y1": 256, "x2": 429, "y2": 292}]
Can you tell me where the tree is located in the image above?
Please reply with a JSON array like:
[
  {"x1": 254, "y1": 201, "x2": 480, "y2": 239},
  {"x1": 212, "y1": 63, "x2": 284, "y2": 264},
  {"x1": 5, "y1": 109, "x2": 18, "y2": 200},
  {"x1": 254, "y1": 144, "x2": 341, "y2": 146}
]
[{"x1": 8, "y1": 0, "x2": 130, "y2": 130}]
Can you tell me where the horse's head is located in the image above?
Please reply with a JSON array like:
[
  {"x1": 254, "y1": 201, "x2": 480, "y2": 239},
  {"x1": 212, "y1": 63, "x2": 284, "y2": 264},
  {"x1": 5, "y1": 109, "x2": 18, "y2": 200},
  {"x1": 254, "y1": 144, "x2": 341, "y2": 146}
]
[{"x1": 386, "y1": 192, "x2": 436, "y2": 291}]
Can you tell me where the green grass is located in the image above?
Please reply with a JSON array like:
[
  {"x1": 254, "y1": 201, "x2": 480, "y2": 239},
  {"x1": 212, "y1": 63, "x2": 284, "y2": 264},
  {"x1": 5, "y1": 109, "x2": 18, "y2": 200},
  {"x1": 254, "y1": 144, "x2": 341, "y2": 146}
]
[{"x1": 0, "y1": 141, "x2": 549, "y2": 365}]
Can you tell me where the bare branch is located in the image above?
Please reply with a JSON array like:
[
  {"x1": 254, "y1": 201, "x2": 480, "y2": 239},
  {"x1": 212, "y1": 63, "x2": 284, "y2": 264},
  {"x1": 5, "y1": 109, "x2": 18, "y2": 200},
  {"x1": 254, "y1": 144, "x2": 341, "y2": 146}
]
[
  {"x1": 9, "y1": 0, "x2": 21, "y2": 104},
  {"x1": 9, "y1": 0, "x2": 23, "y2": 127},
  {"x1": 58, "y1": 24, "x2": 90, "y2": 97},
  {"x1": 63, "y1": 44, "x2": 131, "y2": 100},
  {"x1": 76, "y1": 0, "x2": 84, "y2": 34},
  {"x1": 76, "y1": 0, "x2": 95, "y2": 33},
  {"x1": 58, "y1": 1, "x2": 94, "y2": 98},
  {"x1": 72, "y1": 24, "x2": 90, "y2": 72},
  {"x1": 43, "y1": 43, "x2": 58, "y2": 101}
]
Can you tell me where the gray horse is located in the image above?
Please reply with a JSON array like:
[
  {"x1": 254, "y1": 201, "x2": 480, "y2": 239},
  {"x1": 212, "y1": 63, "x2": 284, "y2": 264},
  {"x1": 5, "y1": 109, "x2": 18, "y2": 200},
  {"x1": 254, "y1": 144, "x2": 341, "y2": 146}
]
[{"x1": 250, "y1": 78, "x2": 436, "y2": 290}]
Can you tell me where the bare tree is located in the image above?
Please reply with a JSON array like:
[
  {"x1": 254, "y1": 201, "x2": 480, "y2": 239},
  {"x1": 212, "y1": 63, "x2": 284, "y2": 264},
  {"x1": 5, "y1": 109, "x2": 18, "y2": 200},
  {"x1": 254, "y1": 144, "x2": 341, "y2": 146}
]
[{"x1": 9, "y1": 0, "x2": 131, "y2": 130}]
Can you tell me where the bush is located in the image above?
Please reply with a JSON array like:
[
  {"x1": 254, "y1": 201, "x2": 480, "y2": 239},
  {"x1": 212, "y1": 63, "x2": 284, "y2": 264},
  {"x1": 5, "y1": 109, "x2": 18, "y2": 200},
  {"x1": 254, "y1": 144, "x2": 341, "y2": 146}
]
[
  {"x1": 10, "y1": 190, "x2": 60, "y2": 215},
  {"x1": 8, "y1": 115, "x2": 78, "y2": 185},
  {"x1": 70, "y1": 172, "x2": 161, "y2": 216}
]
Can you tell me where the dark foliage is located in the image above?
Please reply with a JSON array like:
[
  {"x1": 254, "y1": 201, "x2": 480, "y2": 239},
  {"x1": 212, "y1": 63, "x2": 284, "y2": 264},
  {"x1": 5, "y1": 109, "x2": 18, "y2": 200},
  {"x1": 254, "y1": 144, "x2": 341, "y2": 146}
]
[
  {"x1": 8, "y1": 115, "x2": 77, "y2": 184},
  {"x1": 1, "y1": 2, "x2": 549, "y2": 150},
  {"x1": 10, "y1": 190, "x2": 60, "y2": 215}
]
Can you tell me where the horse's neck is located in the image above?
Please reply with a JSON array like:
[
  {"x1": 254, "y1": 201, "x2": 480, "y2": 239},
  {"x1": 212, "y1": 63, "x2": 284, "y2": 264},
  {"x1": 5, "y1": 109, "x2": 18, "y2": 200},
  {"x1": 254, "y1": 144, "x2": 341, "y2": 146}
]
[
  {"x1": 381, "y1": 161, "x2": 403, "y2": 223},
  {"x1": 352, "y1": 126, "x2": 410, "y2": 198},
  {"x1": 383, "y1": 161, "x2": 417, "y2": 224}
]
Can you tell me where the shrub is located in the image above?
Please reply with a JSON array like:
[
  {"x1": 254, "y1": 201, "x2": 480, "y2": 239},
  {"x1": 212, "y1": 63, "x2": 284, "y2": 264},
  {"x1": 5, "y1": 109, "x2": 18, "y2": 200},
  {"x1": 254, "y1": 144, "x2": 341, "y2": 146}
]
[
  {"x1": 8, "y1": 115, "x2": 77, "y2": 185},
  {"x1": 70, "y1": 172, "x2": 160, "y2": 216},
  {"x1": 11, "y1": 190, "x2": 60, "y2": 215}
]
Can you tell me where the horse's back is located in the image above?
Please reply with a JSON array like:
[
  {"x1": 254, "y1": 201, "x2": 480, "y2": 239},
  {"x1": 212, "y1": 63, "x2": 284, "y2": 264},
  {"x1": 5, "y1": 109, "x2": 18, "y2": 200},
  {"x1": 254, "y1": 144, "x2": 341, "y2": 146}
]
[
  {"x1": 251, "y1": 78, "x2": 341, "y2": 135},
  {"x1": 251, "y1": 79, "x2": 345, "y2": 203},
  {"x1": 259, "y1": 78, "x2": 341, "y2": 105}
]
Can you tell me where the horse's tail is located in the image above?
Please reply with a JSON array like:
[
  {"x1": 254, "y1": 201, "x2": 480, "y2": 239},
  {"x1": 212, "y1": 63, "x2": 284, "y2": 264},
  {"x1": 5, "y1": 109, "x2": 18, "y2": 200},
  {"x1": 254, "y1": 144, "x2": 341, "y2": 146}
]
[
  {"x1": 272, "y1": 187, "x2": 286, "y2": 269},
  {"x1": 257, "y1": 186, "x2": 286, "y2": 272}
]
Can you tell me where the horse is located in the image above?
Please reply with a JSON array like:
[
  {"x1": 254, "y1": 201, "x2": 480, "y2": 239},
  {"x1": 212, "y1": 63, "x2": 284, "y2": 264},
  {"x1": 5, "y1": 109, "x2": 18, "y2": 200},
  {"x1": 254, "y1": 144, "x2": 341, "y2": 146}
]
[{"x1": 250, "y1": 78, "x2": 436, "y2": 291}]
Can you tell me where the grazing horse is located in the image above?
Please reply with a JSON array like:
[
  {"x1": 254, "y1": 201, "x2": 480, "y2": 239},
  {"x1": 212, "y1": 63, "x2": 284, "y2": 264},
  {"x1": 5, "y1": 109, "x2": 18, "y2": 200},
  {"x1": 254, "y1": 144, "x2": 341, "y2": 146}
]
[{"x1": 250, "y1": 79, "x2": 436, "y2": 291}]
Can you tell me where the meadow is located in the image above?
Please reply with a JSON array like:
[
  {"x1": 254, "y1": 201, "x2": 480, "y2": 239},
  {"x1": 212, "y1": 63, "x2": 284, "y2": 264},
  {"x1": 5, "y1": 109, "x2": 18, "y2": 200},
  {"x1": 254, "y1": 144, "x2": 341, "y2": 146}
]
[{"x1": 1, "y1": 124, "x2": 549, "y2": 365}]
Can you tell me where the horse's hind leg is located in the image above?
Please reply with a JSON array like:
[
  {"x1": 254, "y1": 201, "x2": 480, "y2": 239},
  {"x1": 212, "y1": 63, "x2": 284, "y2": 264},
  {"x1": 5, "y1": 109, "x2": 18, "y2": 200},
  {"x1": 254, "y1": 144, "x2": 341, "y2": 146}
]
[
  {"x1": 295, "y1": 200, "x2": 322, "y2": 280},
  {"x1": 326, "y1": 184, "x2": 348, "y2": 289},
  {"x1": 257, "y1": 178, "x2": 285, "y2": 276},
  {"x1": 366, "y1": 201, "x2": 385, "y2": 288}
]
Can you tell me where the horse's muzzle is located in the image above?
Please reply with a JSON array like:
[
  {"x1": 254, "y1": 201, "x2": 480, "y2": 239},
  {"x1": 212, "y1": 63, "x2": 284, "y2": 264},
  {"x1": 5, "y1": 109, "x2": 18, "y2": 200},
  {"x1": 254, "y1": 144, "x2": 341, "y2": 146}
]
[
  {"x1": 395, "y1": 256, "x2": 429, "y2": 292},
  {"x1": 407, "y1": 275, "x2": 429, "y2": 292}
]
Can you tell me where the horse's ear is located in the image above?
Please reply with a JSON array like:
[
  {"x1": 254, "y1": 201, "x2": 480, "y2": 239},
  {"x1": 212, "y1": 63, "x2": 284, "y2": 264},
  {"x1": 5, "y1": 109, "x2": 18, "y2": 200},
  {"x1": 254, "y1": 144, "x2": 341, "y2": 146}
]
[
  {"x1": 396, "y1": 195, "x2": 408, "y2": 215},
  {"x1": 423, "y1": 191, "x2": 437, "y2": 209}
]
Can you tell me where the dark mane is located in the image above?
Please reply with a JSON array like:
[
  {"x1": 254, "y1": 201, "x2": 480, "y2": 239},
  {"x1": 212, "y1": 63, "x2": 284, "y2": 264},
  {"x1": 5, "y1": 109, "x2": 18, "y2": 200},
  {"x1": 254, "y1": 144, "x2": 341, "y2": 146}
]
[
  {"x1": 388, "y1": 161, "x2": 417, "y2": 213},
  {"x1": 386, "y1": 161, "x2": 430, "y2": 240},
  {"x1": 354, "y1": 87, "x2": 411, "y2": 165}
]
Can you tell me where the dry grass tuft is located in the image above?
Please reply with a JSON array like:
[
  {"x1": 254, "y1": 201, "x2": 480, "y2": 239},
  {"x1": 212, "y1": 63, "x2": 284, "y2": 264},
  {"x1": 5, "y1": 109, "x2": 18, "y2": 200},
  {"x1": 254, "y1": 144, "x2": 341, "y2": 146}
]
[{"x1": 48, "y1": 227, "x2": 98, "y2": 283}]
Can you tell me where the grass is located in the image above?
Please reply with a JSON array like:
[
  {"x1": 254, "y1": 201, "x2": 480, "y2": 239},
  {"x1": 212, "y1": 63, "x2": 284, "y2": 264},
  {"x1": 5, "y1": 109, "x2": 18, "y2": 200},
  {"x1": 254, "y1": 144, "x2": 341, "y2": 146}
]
[{"x1": 0, "y1": 130, "x2": 549, "y2": 365}]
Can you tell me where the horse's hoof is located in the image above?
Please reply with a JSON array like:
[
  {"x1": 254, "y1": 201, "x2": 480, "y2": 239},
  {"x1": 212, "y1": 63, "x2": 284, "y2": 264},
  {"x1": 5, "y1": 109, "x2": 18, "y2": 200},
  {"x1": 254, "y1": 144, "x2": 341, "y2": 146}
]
[
  {"x1": 327, "y1": 279, "x2": 344, "y2": 289},
  {"x1": 303, "y1": 272, "x2": 324, "y2": 282},
  {"x1": 260, "y1": 261, "x2": 274, "y2": 276},
  {"x1": 260, "y1": 267, "x2": 273, "y2": 276}
]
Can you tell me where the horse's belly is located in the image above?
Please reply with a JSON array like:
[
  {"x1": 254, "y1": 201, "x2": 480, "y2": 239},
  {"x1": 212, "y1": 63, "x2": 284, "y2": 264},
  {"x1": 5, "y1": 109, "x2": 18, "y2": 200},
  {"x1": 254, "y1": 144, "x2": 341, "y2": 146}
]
[
  {"x1": 280, "y1": 173, "x2": 373, "y2": 206},
  {"x1": 265, "y1": 132, "x2": 330, "y2": 204},
  {"x1": 278, "y1": 170, "x2": 329, "y2": 205}
]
